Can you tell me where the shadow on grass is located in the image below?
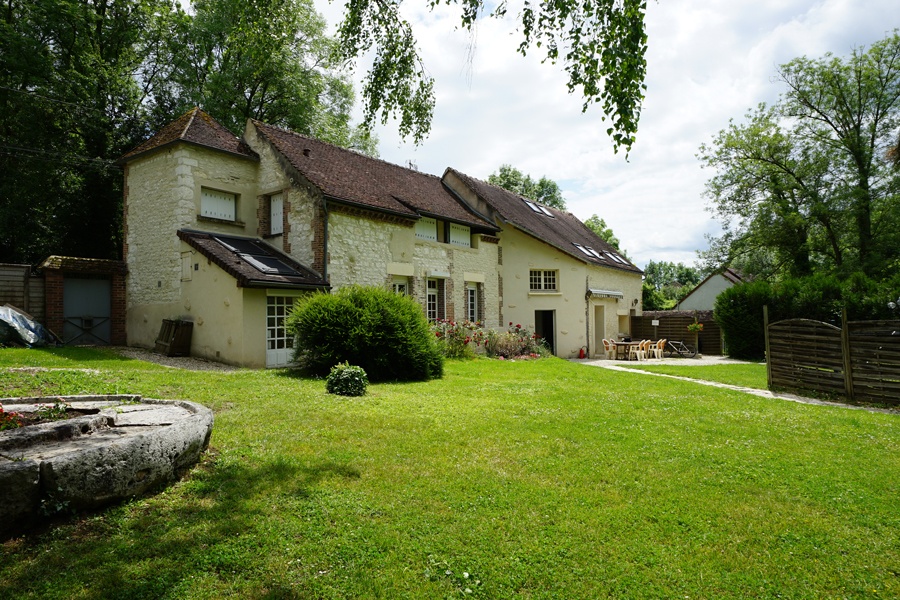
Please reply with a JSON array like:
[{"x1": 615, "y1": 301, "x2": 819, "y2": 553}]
[{"x1": 0, "y1": 453, "x2": 362, "y2": 599}]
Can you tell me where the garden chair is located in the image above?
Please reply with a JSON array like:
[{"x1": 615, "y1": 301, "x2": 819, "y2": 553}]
[
  {"x1": 649, "y1": 338, "x2": 666, "y2": 359},
  {"x1": 629, "y1": 339, "x2": 648, "y2": 361},
  {"x1": 602, "y1": 338, "x2": 616, "y2": 359}
]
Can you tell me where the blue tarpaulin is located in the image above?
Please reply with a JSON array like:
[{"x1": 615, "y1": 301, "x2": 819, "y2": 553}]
[{"x1": 0, "y1": 305, "x2": 57, "y2": 347}]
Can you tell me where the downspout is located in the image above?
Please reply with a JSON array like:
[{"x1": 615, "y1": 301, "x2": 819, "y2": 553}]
[{"x1": 584, "y1": 276, "x2": 591, "y2": 357}]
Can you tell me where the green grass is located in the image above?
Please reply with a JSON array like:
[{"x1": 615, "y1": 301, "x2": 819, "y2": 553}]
[
  {"x1": 1, "y1": 348, "x2": 898, "y2": 599},
  {"x1": 620, "y1": 362, "x2": 768, "y2": 390}
]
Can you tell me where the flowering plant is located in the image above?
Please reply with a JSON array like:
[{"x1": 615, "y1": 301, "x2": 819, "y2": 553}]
[
  {"x1": 0, "y1": 403, "x2": 23, "y2": 431},
  {"x1": 686, "y1": 322, "x2": 704, "y2": 333},
  {"x1": 484, "y1": 322, "x2": 547, "y2": 359},
  {"x1": 431, "y1": 319, "x2": 484, "y2": 358}
]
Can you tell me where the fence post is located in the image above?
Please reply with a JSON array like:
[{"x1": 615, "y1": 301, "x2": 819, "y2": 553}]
[
  {"x1": 764, "y1": 305, "x2": 773, "y2": 390},
  {"x1": 841, "y1": 308, "x2": 854, "y2": 401}
]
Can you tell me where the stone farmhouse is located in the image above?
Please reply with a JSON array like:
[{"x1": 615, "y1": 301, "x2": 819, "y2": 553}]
[{"x1": 120, "y1": 108, "x2": 643, "y2": 368}]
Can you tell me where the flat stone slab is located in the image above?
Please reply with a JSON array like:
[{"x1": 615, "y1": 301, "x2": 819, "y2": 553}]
[{"x1": 0, "y1": 395, "x2": 213, "y2": 538}]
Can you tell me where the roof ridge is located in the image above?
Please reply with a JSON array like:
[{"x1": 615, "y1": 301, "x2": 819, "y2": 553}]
[
  {"x1": 252, "y1": 119, "x2": 443, "y2": 181},
  {"x1": 180, "y1": 107, "x2": 201, "y2": 140},
  {"x1": 448, "y1": 167, "x2": 566, "y2": 212}
]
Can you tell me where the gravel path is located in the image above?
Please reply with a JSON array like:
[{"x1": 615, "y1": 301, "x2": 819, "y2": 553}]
[{"x1": 110, "y1": 347, "x2": 243, "y2": 372}]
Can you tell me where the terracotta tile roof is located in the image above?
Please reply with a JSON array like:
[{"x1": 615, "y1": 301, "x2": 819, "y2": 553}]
[
  {"x1": 250, "y1": 121, "x2": 497, "y2": 231},
  {"x1": 177, "y1": 230, "x2": 329, "y2": 290},
  {"x1": 443, "y1": 168, "x2": 642, "y2": 274},
  {"x1": 119, "y1": 108, "x2": 259, "y2": 163}
]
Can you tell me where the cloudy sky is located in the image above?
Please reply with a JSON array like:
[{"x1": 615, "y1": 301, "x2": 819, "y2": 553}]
[{"x1": 315, "y1": 0, "x2": 898, "y2": 269}]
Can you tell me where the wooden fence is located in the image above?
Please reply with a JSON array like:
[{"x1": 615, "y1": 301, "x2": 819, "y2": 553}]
[
  {"x1": 766, "y1": 309, "x2": 900, "y2": 406},
  {"x1": 0, "y1": 263, "x2": 44, "y2": 322},
  {"x1": 632, "y1": 310, "x2": 723, "y2": 355}
]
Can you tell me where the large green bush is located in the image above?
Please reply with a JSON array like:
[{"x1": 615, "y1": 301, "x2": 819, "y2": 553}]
[{"x1": 286, "y1": 286, "x2": 443, "y2": 382}]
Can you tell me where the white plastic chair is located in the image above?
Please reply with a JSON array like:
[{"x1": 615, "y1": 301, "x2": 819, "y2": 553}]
[
  {"x1": 629, "y1": 340, "x2": 648, "y2": 361},
  {"x1": 602, "y1": 338, "x2": 616, "y2": 359},
  {"x1": 649, "y1": 339, "x2": 666, "y2": 359}
]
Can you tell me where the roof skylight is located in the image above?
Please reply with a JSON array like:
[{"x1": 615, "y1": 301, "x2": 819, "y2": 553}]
[{"x1": 523, "y1": 198, "x2": 555, "y2": 218}]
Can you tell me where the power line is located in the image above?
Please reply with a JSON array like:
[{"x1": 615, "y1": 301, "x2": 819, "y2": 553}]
[{"x1": 0, "y1": 144, "x2": 121, "y2": 169}]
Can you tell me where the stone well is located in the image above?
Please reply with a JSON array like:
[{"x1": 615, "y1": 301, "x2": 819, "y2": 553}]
[{"x1": 0, "y1": 395, "x2": 213, "y2": 536}]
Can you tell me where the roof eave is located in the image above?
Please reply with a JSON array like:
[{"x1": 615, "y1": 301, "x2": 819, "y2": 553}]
[{"x1": 118, "y1": 139, "x2": 260, "y2": 165}]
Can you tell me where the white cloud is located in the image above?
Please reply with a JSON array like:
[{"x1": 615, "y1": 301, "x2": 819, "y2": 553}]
[{"x1": 316, "y1": 0, "x2": 899, "y2": 268}]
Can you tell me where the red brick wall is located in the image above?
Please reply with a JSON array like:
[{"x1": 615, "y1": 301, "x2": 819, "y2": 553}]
[{"x1": 44, "y1": 271, "x2": 64, "y2": 339}]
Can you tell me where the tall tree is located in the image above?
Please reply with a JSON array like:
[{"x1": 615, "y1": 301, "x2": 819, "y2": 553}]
[
  {"x1": 583, "y1": 215, "x2": 623, "y2": 252},
  {"x1": 0, "y1": 0, "x2": 173, "y2": 264},
  {"x1": 335, "y1": 0, "x2": 648, "y2": 151},
  {"x1": 158, "y1": 0, "x2": 376, "y2": 153},
  {"x1": 487, "y1": 164, "x2": 566, "y2": 210},
  {"x1": 700, "y1": 31, "x2": 900, "y2": 280},
  {"x1": 0, "y1": 0, "x2": 377, "y2": 265}
]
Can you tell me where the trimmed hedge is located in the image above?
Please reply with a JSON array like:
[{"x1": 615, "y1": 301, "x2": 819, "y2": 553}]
[
  {"x1": 715, "y1": 273, "x2": 900, "y2": 360},
  {"x1": 286, "y1": 286, "x2": 444, "y2": 382}
]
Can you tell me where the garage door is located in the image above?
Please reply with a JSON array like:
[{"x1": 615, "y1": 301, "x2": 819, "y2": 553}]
[{"x1": 63, "y1": 277, "x2": 112, "y2": 345}]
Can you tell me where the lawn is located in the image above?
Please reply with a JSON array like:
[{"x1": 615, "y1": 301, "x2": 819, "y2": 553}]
[
  {"x1": 1, "y1": 348, "x2": 898, "y2": 599},
  {"x1": 618, "y1": 362, "x2": 768, "y2": 390}
]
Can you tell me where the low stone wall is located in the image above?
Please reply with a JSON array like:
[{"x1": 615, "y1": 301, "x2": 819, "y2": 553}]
[{"x1": 0, "y1": 395, "x2": 213, "y2": 537}]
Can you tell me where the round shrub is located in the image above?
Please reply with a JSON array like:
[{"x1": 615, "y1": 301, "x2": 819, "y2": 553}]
[
  {"x1": 286, "y1": 285, "x2": 444, "y2": 382},
  {"x1": 326, "y1": 362, "x2": 368, "y2": 396}
]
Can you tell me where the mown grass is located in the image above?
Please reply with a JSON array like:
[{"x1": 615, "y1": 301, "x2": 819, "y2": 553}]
[
  {"x1": 620, "y1": 362, "x2": 768, "y2": 390},
  {"x1": 1, "y1": 348, "x2": 898, "y2": 599}
]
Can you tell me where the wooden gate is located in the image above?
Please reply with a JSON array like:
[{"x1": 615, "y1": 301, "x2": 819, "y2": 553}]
[{"x1": 766, "y1": 310, "x2": 900, "y2": 406}]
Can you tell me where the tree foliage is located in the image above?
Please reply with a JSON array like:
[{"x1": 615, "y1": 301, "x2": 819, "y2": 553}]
[
  {"x1": 583, "y1": 215, "x2": 623, "y2": 252},
  {"x1": 0, "y1": 0, "x2": 169, "y2": 264},
  {"x1": 336, "y1": 0, "x2": 648, "y2": 151},
  {"x1": 157, "y1": 0, "x2": 376, "y2": 152},
  {"x1": 700, "y1": 31, "x2": 900, "y2": 281},
  {"x1": 0, "y1": 0, "x2": 374, "y2": 265},
  {"x1": 641, "y1": 260, "x2": 703, "y2": 309},
  {"x1": 487, "y1": 164, "x2": 566, "y2": 209}
]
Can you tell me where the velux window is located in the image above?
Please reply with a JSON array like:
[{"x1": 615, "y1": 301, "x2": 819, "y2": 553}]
[{"x1": 529, "y1": 269, "x2": 557, "y2": 292}]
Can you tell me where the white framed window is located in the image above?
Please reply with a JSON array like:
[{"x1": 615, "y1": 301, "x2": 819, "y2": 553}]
[
  {"x1": 392, "y1": 277, "x2": 409, "y2": 295},
  {"x1": 201, "y1": 188, "x2": 236, "y2": 221},
  {"x1": 266, "y1": 296, "x2": 295, "y2": 351},
  {"x1": 270, "y1": 193, "x2": 283, "y2": 235},
  {"x1": 426, "y1": 279, "x2": 438, "y2": 320},
  {"x1": 529, "y1": 269, "x2": 558, "y2": 292},
  {"x1": 415, "y1": 217, "x2": 438, "y2": 241},
  {"x1": 449, "y1": 223, "x2": 471, "y2": 248},
  {"x1": 467, "y1": 283, "x2": 478, "y2": 322}
]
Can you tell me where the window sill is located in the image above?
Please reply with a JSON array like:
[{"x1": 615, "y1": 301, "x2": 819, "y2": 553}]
[
  {"x1": 528, "y1": 291, "x2": 561, "y2": 296},
  {"x1": 198, "y1": 215, "x2": 246, "y2": 228}
]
